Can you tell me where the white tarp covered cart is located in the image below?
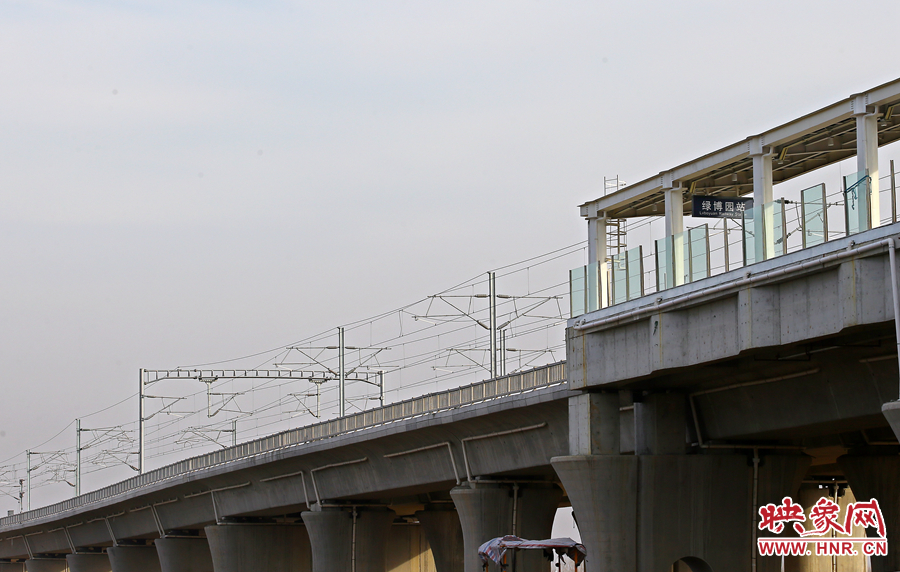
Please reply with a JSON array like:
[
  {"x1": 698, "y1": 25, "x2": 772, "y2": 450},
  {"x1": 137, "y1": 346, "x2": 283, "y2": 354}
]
[{"x1": 478, "y1": 535, "x2": 586, "y2": 572}]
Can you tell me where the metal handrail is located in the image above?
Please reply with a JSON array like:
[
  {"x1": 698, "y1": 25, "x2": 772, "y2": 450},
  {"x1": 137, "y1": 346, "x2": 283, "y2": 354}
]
[{"x1": 0, "y1": 361, "x2": 566, "y2": 527}]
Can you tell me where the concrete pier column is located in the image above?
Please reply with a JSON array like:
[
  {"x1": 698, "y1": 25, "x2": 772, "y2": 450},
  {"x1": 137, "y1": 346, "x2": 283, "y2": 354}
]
[
  {"x1": 551, "y1": 455, "x2": 637, "y2": 572},
  {"x1": 356, "y1": 510, "x2": 396, "y2": 572},
  {"x1": 553, "y1": 453, "x2": 807, "y2": 572},
  {"x1": 67, "y1": 553, "x2": 111, "y2": 572},
  {"x1": 515, "y1": 485, "x2": 563, "y2": 572},
  {"x1": 881, "y1": 401, "x2": 900, "y2": 441},
  {"x1": 108, "y1": 546, "x2": 161, "y2": 572},
  {"x1": 205, "y1": 525, "x2": 310, "y2": 572},
  {"x1": 301, "y1": 508, "x2": 395, "y2": 572},
  {"x1": 24, "y1": 561, "x2": 66, "y2": 572},
  {"x1": 155, "y1": 538, "x2": 213, "y2": 572},
  {"x1": 450, "y1": 485, "x2": 512, "y2": 572},
  {"x1": 301, "y1": 510, "x2": 351, "y2": 572},
  {"x1": 415, "y1": 506, "x2": 464, "y2": 572},
  {"x1": 837, "y1": 455, "x2": 900, "y2": 572}
]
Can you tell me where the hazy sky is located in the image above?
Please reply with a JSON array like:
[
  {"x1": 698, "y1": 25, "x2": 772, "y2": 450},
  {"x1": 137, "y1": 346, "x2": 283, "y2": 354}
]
[{"x1": 2, "y1": 0, "x2": 900, "y2": 509}]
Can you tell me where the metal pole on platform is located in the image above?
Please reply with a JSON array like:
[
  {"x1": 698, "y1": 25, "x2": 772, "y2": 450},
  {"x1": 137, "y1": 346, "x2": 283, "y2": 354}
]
[
  {"x1": 489, "y1": 272, "x2": 497, "y2": 378},
  {"x1": 378, "y1": 371, "x2": 384, "y2": 407},
  {"x1": 339, "y1": 327, "x2": 346, "y2": 417},
  {"x1": 26, "y1": 450, "x2": 31, "y2": 511},
  {"x1": 138, "y1": 368, "x2": 145, "y2": 474},
  {"x1": 500, "y1": 329, "x2": 506, "y2": 376},
  {"x1": 232, "y1": 419, "x2": 237, "y2": 447},
  {"x1": 891, "y1": 159, "x2": 897, "y2": 224},
  {"x1": 75, "y1": 419, "x2": 81, "y2": 497}
]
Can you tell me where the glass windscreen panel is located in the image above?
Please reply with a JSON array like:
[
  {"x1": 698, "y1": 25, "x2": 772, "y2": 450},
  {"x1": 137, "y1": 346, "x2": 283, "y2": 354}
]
[
  {"x1": 743, "y1": 205, "x2": 758, "y2": 266},
  {"x1": 586, "y1": 262, "x2": 600, "y2": 313},
  {"x1": 845, "y1": 171, "x2": 870, "y2": 235},
  {"x1": 655, "y1": 236, "x2": 673, "y2": 291},
  {"x1": 569, "y1": 266, "x2": 586, "y2": 317},
  {"x1": 801, "y1": 184, "x2": 827, "y2": 248},
  {"x1": 688, "y1": 225, "x2": 710, "y2": 282},
  {"x1": 770, "y1": 200, "x2": 786, "y2": 258},
  {"x1": 611, "y1": 252, "x2": 629, "y2": 306},
  {"x1": 627, "y1": 246, "x2": 644, "y2": 301}
]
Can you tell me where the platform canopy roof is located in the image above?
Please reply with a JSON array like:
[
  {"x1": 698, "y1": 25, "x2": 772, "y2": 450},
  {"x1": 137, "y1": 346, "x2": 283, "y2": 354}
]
[{"x1": 580, "y1": 77, "x2": 900, "y2": 220}]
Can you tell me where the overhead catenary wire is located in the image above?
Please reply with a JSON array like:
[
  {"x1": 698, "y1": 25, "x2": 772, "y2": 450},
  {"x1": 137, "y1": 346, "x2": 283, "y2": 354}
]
[{"x1": 3, "y1": 239, "x2": 583, "y2": 512}]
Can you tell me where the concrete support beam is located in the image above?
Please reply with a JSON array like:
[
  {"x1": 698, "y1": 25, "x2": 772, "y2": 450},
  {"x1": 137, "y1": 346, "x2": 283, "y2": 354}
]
[
  {"x1": 415, "y1": 507, "x2": 464, "y2": 572},
  {"x1": 155, "y1": 538, "x2": 213, "y2": 572},
  {"x1": 67, "y1": 554, "x2": 111, "y2": 572},
  {"x1": 568, "y1": 392, "x2": 619, "y2": 456},
  {"x1": 0, "y1": 564, "x2": 24, "y2": 572},
  {"x1": 301, "y1": 509, "x2": 394, "y2": 572},
  {"x1": 634, "y1": 392, "x2": 687, "y2": 455},
  {"x1": 206, "y1": 525, "x2": 310, "y2": 572},
  {"x1": 108, "y1": 546, "x2": 161, "y2": 572},
  {"x1": 837, "y1": 455, "x2": 900, "y2": 572}
]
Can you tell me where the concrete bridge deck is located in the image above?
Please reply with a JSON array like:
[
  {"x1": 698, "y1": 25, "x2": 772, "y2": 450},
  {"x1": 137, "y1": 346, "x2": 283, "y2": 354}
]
[{"x1": 0, "y1": 363, "x2": 572, "y2": 569}]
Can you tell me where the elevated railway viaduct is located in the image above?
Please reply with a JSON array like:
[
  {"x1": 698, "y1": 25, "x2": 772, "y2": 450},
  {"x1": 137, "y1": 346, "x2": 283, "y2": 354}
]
[{"x1": 5, "y1": 78, "x2": 900, "y2": 572}]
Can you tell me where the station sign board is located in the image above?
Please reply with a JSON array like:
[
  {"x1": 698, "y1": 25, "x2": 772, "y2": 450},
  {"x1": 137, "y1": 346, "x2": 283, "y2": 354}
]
[{"x1": 691, "y1": 195, "x2": 754, "y2": 219}]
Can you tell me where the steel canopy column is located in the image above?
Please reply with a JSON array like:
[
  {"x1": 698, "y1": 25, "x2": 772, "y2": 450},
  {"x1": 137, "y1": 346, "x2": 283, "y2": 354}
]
[
  {"x1": 586, "y1": 204, "x2": 608, "y2": 308},
  {"x1": 663, "y1": 172, "x2": 686, "y2": 286},
  {"x1": 855, "y1": 95, "x2": 882, "y2": 228},
  {"x1": 155, "y1": 538, "x2": 214, "y2": 572},
  {"x1": 662, "y1": 172, "x2": 684, "y2": 237},
  {"x1": 750, "y1": 137, "x2": 774, "y2": 261}
]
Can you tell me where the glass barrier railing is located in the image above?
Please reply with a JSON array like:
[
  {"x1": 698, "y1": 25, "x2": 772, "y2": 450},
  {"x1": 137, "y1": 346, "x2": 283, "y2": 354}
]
[
  {"x1": 611, "y1": 246, "x2": 644, "y2": 305},
  {"x1": 570, "y1": 170, "x2": 890, "y2": 318},
  {"x1": 845, "y1": 171, "x2": 873, "y2": 235}
]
